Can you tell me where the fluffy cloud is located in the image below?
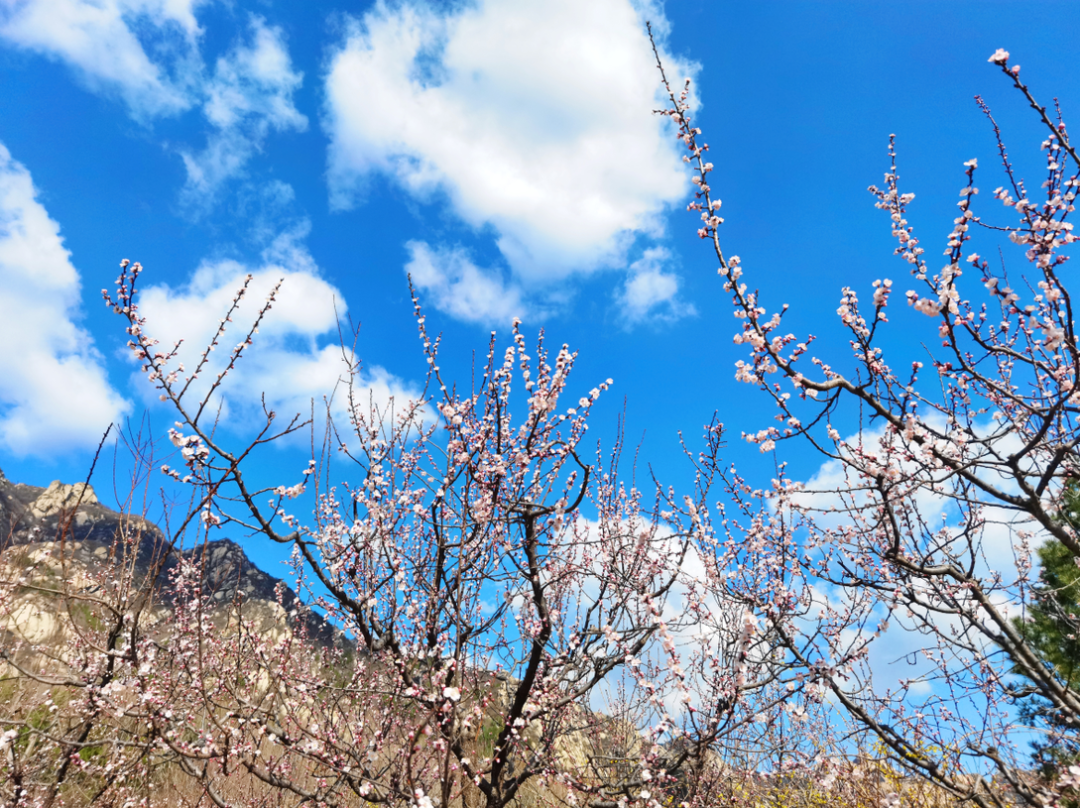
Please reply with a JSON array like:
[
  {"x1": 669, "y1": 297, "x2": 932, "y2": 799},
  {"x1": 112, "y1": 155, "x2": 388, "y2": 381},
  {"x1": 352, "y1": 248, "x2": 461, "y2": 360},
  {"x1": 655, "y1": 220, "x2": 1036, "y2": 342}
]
[
  {"x1": 180, "y1": 16, "x2": 307, "y2": 208},
  {"x1": 134, "y1": 236, "x2": 421, "y2": 431},
  {"x1": 0, "y1": 143, "x2": 130, "y2": 456},
  {"x1": 324, "y1": 0, "x2": 696, "y2": 318},
  {"x1": 404, "y1": 241, "x2": 527, "y2": 326},
  {"x1": 615, "y1": 247, "x2": 696, "y2": 325},
  {"x1": 0, "y1": 0, "x2": 204, "y2": 119}
]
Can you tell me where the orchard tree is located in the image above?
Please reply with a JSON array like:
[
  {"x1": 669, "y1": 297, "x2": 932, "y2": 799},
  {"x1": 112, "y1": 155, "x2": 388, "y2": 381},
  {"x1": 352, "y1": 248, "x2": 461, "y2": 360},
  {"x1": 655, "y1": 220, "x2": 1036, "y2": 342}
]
[
  {"x1": 91, "y1": 266, "x2": 802, "y2": 808},
  {"x1": 658, "y1": 32, "x2": 1080, "y2": 808},
  {"x1": 0, "y1": 435, "x2": 189, "y2": 808}
]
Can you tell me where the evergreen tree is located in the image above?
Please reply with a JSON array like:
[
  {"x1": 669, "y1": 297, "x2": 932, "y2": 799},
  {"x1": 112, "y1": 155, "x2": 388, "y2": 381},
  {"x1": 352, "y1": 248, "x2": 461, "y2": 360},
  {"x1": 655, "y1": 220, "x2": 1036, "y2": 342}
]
[{"x1": 1014, "y1": 481, "x2": 1080, "y2": 780}]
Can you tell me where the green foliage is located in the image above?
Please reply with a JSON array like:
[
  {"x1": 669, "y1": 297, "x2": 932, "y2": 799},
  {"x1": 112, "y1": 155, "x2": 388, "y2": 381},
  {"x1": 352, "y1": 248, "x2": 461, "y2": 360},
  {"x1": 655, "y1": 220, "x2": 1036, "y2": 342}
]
[
  {"x1": 1013, "y1": 480, "x2": 1080, "y2": 787},
  {"x1": 71, "y1": 601, "x2": 105, "y2": 633},
  {"x1": 478, "y1": 716, "x2": 504, "y2": 759}
]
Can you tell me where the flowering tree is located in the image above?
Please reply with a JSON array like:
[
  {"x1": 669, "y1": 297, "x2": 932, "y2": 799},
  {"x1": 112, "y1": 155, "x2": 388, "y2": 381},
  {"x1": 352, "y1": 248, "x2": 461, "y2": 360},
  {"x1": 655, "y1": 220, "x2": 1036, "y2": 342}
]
[
  {"x1": 0, "y1": 445, "x2": 186, "y2": 808},
  {"x1": 84, "y1": 262, "x2": 807, "y2": 808},
  {"x1": 17, "y1": 31, "x2": 1075, "y2": 808},
  {"x1": 659, "y1": 33, "x2": 1080, "y2": 807}
]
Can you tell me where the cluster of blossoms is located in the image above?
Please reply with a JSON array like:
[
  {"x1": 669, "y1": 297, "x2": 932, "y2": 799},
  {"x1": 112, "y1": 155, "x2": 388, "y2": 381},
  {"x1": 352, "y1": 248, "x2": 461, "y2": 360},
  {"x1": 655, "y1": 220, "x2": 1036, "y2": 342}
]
[
  {"x1": 167, "y1": 426, "x2": 210, "y2": 465},
  {"x1": 657, "y1": 42, "x2": 1080, "y2": 808}
]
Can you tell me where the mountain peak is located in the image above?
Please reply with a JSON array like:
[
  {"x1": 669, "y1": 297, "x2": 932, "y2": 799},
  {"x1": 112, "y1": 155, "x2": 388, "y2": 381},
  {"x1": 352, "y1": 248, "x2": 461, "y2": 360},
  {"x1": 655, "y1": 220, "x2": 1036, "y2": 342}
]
[{"x1": 0, "y1": 472, "x2": 347, "y2": 648}]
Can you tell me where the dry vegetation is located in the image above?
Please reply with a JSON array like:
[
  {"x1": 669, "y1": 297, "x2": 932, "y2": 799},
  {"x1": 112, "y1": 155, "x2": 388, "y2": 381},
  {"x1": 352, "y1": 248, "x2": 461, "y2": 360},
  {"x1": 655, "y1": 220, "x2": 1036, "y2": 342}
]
[{"x1": 0, "y1": 490, "x2": 1021, "y2": 808}]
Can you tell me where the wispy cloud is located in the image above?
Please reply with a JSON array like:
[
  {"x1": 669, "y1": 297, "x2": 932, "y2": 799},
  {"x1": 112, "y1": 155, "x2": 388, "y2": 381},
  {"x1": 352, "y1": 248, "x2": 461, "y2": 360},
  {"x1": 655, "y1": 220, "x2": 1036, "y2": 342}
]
[
  {"x1": 1, "y1": 3, "x2": 306, "y2": 210},
  {"x1": 0, "y1": 0, "x2": 204, "y2": 120},
  {"x1": 180, "y1": 16, "x2": 307, "y2": 210},
  {"x1": 404, "y1": 241, "x2": 527, "y2": 327},
  {"x1": 615, "y1": 247, "x2": 696, "y2": 325}
]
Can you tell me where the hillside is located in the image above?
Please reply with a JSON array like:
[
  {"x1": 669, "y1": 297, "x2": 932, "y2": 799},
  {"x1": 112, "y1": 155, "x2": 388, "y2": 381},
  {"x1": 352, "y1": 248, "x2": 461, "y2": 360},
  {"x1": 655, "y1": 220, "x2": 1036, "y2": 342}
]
[{"x1": 0, "y1": 466, "x2": 345, "y2": 647}]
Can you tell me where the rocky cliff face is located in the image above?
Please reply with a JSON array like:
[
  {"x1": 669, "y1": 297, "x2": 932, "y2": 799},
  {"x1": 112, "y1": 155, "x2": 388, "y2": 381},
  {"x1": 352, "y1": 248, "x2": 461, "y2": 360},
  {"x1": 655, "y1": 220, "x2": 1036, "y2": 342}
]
[{"x1": 0, "y1": 466, "x2": 345, "y2": 647}]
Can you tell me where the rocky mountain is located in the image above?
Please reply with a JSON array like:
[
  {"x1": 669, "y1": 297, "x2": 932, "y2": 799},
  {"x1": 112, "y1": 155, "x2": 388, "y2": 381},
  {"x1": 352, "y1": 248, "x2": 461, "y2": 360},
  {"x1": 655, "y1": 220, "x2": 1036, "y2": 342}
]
[{"x1": 0, "y1": 466, "x2": 346, "y2": 647}]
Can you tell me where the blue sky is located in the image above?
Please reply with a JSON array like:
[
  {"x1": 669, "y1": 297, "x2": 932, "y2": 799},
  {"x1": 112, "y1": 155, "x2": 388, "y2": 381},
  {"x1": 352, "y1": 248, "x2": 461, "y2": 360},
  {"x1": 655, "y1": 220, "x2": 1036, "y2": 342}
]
[{"x1": 0, "y1": 0, "x2": 1076, "y2": 569}]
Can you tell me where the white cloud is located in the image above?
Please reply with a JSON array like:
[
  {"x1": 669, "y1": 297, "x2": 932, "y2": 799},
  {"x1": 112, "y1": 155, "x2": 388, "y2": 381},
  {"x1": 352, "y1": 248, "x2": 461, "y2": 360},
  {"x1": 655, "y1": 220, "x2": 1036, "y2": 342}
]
[
  {"x1": 0, "y1": 0, "x2": 204, "y2": 119},
  {"x1": 615, "y1": 247, "x2": 695, "y2": 325},
  {"x1": 180, "y1": 16, "x2": 307, "y2": 208},
  {"x1": 134, "y1": 239, "x2": 420, "y2": 432},
  {"x1": 1, "y1": 3, "x2": 307, "y2": 207},
  {"x1": 324, "y1": 0, "x2": 695, "y2": 285},
  {"x1": 0, "y1": 143, "x2": 130, "y2": 456},
  {"x1": 404, "y1": 241, "x2": 527, "y2": 326},
  {"x1": 260, "y1": 216, "x2": 318, "y2": 274}
]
